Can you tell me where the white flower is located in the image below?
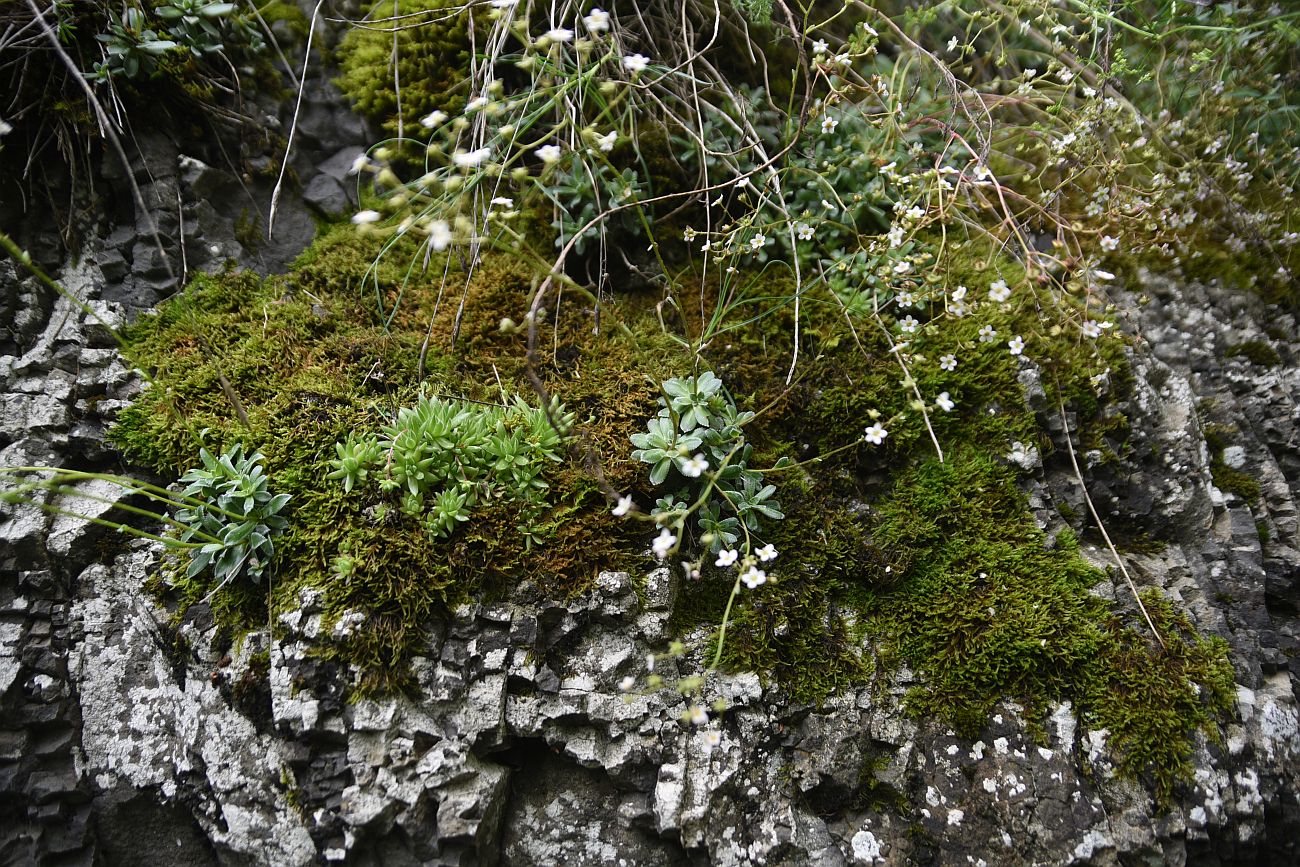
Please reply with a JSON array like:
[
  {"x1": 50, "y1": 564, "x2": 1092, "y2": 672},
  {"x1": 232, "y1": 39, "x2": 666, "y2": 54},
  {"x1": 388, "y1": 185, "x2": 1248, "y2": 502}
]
[
  {"x1": 583, "y1": 7, "x2": 610, "y2": 32},
  {"x1": 1081, "y1": 321, "x2": 1102, "y2": 339},
  {"x1": 619, "y1": 675, "x2": 635, "y2": 692},
  {"x1": 652, "y1": 528, "x2": 676, "y2": 559},
  {"x1": 351, "y1": 210, "x2": 381, "y2": 224},
  {"x1": 739, "y1": 565, "x2": 767, "y2": 589},
  {"x1": 465, "y1": 96, "x2": 489, "y2": 113},
  {"x1": 429, "y1": 219, "x2": 452, "y2": 251},
  {"x1": 490, "y1": 196, "x2": 515, "y2": 208},
  {"x1": 951, "y1": 285, "x2": 968, "y2": 302},
  {"x1": 623, "y1": 53, "x2": 650, "y2": 73},
  {"x1": 348, "y1": 153, "x2": 370, "y2": 174},
  {"x1": 812, "y1": 39, "x2": 828, "y2": 55},
  {"x1": 594, "y1": 130, "x2": 617, "y2": 153},
  {"x1": 1059, "y1": 67, "x2": 1074, "y2": 84},
  {"x1": 905, "y1": 205, "x2": 925, "y2": 222},
  {"x1": 683, "y1": 561, "x2": 701, "y2": 580},
  {"x1": 863, "y1": 423, "x2": 889, "y2": 445},
  {"x1": 715, "y1": 549, "x2": 739, "y2": 568},
  {"x1": 756, "y1": 543, "x2": 778, "y2": 562},
  {"x1": 893, "y1": 260, "x2": 912, "y2": 275},
  {"x1": 899, "y1": 315, "x2": 920, "y2": 333},
  {"x1": 749, "y1": 233, "x2": 766, "y2": 251},
  {"x1": 796, "y1": 222, "x2": 814, "y2": 241},
  {"x1": 545, "y1": 27, "x2": 575, "y2": 42},
  {"x1": 646, "y1": 653, "x2": 655, "y2": 671},
  {"x1": 453, "y1": 147, "x2": 492, "y2": 168},
  {"x1": 689, "y1": 705, "x2": 709, "y2": 726},
  {"x1": 420, "y1": 110, "x2": 448, "y2": 129},
  {"x1": 940, "y1": 354, "x2": 957, "y2": 371},
  {"x1": 947, "y1": 36, "x2": 959, "y2": 53},
  {"x1": 1008, "y1": 335, "x2": 1025, "y2": 355},
  {"x1": 821, "y1": 115, "x2": 839, "y2": 134},
  {"x1": 612, "y1": 495, "x2": 634, "y2": 517},
  {"x1": 490, "y1": 0, "x2": 517, "y2": 7},
  {"x1": 936, "y1": 391, "x2": 955, "y2": 412},
  {"x1": 979, "y1": 324, "x2": 998, "y2": 343},
  {"x1": 835, "y1": 52, "x2": 851, "y2": 66},
  {"x1": 680, "y1": 453, "x2": 709, "y2": 478},
  {"x1": 535, "y1": 144, "x2": 563, "y2": 164},
  {"x1": 988, "y1": 279, "x2": 1011, "y2": 303},
  {"x1": 702, "y1": 729, "x2": 722, "y2": 749},
  {"x1": 888, "y1": 225, "x2": 905, "y2": 247},
  {"x1": 1100, "y1": 235, "x2": 1119, "y2": 252}
]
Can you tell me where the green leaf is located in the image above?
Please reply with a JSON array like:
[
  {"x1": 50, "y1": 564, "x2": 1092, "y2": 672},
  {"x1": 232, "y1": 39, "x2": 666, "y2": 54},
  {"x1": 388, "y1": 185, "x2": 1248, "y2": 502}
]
[{"x1": 650, "y1": 458, "x2": 672, "y2": 486}]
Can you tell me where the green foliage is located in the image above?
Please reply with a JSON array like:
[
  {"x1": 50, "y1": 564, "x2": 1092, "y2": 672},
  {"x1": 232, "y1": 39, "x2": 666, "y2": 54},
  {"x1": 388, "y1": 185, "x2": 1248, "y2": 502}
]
[
  {"x1": 631, "y1": 373, "x2": 783, "y2": 553},
  {"x1": 731, "y1": 0, "x2": 773, "y2": 26},
  {"x1": 548, "y1": 160, "x2": 647, "y2": 255},
  {"x1": 175, "y1": 444, "x2": 290, "y2": 586},
  {"x1": 89, "y1": 1, "x2": 262, "y2": 82},
  {"x1": 329, "y1": 392, "x2": 574, "y2": 539},
  {"x1": 90, "y1": 7, "x2": 179, "y2": 81}
]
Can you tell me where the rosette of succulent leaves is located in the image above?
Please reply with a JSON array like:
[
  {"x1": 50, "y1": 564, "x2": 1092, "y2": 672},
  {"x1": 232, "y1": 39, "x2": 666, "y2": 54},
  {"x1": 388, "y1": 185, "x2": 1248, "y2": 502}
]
[
  {"x1": 328, "y1": 392, "x2": 574, "y2": 541},
  {"x1": 631, "y1": 372, "x2": 783, "y2": 554},
  {"x1": 174, "y1": 445, "x2": 290, "y2": 589}
]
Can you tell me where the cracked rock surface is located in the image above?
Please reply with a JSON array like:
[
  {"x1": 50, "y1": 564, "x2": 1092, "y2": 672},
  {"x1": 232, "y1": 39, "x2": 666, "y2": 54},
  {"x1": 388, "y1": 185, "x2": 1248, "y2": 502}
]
[
  {"x1": 3, "y1": 50, "x2": 1300, "y2": 867},
  {"x1": 2, "y1": 261, "x2": 1299, "y2": 865}
]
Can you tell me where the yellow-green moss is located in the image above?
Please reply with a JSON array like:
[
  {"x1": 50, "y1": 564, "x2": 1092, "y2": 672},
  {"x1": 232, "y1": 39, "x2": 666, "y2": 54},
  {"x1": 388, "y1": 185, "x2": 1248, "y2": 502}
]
[
  {"x1": 333, "y1": 0, "x2": 471, "y2": 142},
  {"x1": 112, "y1": 227, "x2": 684, "y2": 692},
  {"x1": 867, "y1": 453, "x2": 1233, "y2": 802}
]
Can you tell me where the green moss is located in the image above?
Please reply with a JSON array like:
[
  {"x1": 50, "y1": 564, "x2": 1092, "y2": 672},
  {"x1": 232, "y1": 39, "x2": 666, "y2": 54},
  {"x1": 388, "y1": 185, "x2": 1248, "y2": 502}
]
[
  {"x1": 112, "y1": 183, "x2": 1231, "y2": 806},
  {"x1": 1225, "y1": 340, "x2": 1282, "y2": 367},
  {"x1": 258, "y1": 1, "x2": 311, "y2": 40},
  {"x1": 867, "y1": 453, "x2": 1112, "y2": 733},
  {"x1": 863, "y1": 452, "x2": 1233, "y2": 802},
  {"x1": 1089, "y1": 591, "x2": 1234, "y2": 801},
  {"x1": 1201, "y1": 423, "x2": 1262, "y2": 507},
  {"x1": 334, "y1": 0, "x2": 471, "y2": 143},
  {"x1": 112, "y1": 227, "x2": 680, "y2": 693}
]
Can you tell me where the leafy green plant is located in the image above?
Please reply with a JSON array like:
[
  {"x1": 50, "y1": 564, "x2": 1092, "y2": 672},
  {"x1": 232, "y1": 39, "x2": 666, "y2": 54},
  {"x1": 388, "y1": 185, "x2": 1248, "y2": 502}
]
[
  {"x1": 155, "y1": 0, "x2": 261, "y2": 59},
  {"x1": 90, "y1": 7, "x2": 178, "y2": 81},
  {"x1": 329, "y1": 392, "x2": 574, "y2": 540},
  {"x1": 174, "y1": 445, "x2": 290, "y2": 587},
  {"x1": 88, "y1": 1, "x2": 262, "y2": 82},
  {"x1": 631, "y1": 372, "x2": 782, "y2": 554},
  {"x1": 0, "y1": 444, "x2": 288, "y2": 597}
]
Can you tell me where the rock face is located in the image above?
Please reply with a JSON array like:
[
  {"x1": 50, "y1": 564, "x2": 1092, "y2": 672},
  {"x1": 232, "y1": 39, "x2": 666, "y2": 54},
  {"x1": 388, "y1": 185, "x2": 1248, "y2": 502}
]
[
  {"x1": 2, "y1": 251, "x2": 1299, "y2": 864},
  {"x1": 3, "y1": 18, "x2": 1300, "y2": 867}
]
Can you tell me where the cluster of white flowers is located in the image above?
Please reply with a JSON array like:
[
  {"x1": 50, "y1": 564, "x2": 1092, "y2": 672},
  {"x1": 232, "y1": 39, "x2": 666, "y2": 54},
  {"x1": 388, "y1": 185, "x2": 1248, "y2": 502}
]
[{"x1": 713, "y1": 545, "x2": 777, "y2": 590}]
